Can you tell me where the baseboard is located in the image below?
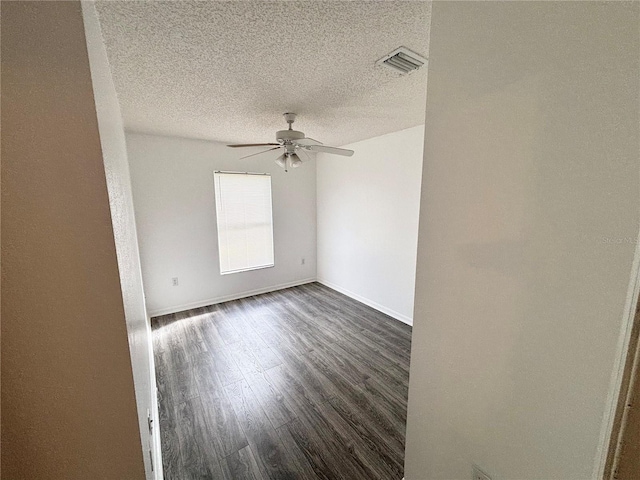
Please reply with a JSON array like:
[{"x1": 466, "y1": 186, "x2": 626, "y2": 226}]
[
  {"x1": 149, "y1": 277, "x2": 414, "y2": 326},
  {"x1": 148, "y1": 278, "x2": 317, "y2": 318},
  {"x1": 317, "y1": 278, "x2": 413, "y2": 326}
]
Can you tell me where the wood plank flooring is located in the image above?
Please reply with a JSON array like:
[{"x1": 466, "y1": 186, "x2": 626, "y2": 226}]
[{"x1": 152, "y1": 282, "x2": 412, "y2": 479}]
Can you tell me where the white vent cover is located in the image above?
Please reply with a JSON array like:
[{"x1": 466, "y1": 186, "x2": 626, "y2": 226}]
[{"x1": 376, "y1": 47, "x2": 427, "y2": 75}]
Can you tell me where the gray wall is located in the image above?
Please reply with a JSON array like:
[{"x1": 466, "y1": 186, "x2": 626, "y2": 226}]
[
  {"x1": 405, "y1": 2, "x2": 640, "y2": 479},
  {"x1": 1, "y1": 2, "x2": 146, "y2": 478}
]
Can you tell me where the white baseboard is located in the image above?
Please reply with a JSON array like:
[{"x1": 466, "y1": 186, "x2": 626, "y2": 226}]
[
  {"x1": 148, "y1": 278, "x2": 317, "y2": 318},
  {"x1": 149, "y1": 277, "x2": 414, "y2": 327},
  {"x1": 317, "y1": 278, "x2": 413, "y2": 326}
]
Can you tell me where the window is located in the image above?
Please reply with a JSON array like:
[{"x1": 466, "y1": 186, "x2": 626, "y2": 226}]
[{"x1": 214, "y1": 172, "x2": 275, "y2": 275}]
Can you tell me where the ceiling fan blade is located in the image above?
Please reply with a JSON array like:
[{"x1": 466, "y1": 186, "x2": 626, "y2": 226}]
[
  {"x1": 239, "y1": 146, "x2": 282, "y2": 160},
  {"x1": 307, "y1": 145, "x2": 354, "y2": 157},
  {"x1": 295, "y1": 138, "x2": 323, "y2": 146},
  {"x1": 299, "y1": 149, "x2": 312, "y2": 161},
  {"x1": 228, "y1": 143, "x2": 280, "y2": 148}
]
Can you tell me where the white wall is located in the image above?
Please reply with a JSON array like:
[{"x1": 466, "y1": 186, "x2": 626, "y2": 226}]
[
  {"x1": 405, "y1": 2, "x2": 639, "y2": 480},
  {"x1": 82, "y1": 3, "x2": 161, "y2": 478},
  {"x1": 126, "y1": 133, "x2": 317, "y2": 317},
  {"x1": 317, "y1": 125, "x2": 424, "y2": 325}
]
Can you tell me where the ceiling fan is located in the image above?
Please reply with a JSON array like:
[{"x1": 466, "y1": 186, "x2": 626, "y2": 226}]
[{"x1": 227, "y1": 113, "x2": 354, "y2": 171}]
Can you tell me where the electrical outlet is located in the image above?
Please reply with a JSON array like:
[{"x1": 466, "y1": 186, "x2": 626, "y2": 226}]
[
  {"x1": 301, "y1": 258, "x2": 306, "y2": 265},
  {"x1": 172, "y1": 277, "x2": 179, "y2": 286},
  {"x1": 472, "y1": 465, "x2": 491, "y2": 480}
]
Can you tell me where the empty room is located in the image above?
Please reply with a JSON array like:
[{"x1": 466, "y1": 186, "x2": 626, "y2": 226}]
[
  {"x1": 3, "y1": 1, "x2": 640, "y2": 480},
  {"x1": 98, "y1": 1, "x2": 429, "y2": 478}
]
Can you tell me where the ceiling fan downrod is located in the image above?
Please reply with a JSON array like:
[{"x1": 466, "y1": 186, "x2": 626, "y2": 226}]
[{"x1": 283, "y1": 112, "x2": 297, "y2": 130}]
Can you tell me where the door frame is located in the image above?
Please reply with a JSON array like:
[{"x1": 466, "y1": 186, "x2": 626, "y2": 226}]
[
  {"x1": 598, "y1": 233, "x2": 640, "y2": 479},
  {"x1": 603, "y1": 303, "x2": 640, "y2": 478}
]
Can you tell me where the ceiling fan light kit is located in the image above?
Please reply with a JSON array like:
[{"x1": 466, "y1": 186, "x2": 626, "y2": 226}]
[
  {"x1": 274, "y1": 154, "x2": 287, "y2": 169},
  {"x1": 289, "y1": 153, "x2": 302, "y2": 168},
  {"x1": 227, "y1": 113, "x2": 354, "y2": 172}
]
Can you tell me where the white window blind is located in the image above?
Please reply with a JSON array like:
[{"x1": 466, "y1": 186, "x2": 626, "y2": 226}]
[{"x1": 214, "y1": 172, "x2": 275, "y2": 275}]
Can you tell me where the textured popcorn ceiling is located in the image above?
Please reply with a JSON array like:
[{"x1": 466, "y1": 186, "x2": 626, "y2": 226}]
[{"x1": 95, "y1": 1, "x2": 431, "y2": 147}]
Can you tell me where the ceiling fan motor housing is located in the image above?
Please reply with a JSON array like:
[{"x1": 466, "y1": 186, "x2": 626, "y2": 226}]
[{"x1": 276, "y1": 129, "x2": 304, "y2": 143}]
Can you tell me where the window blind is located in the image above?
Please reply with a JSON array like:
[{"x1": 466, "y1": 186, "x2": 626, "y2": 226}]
[{"x1": 214, "y1": 172, "x2": 275, "y2": 275}]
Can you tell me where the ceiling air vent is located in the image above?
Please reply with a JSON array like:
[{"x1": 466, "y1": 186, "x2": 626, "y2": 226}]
[{"x1": 376, "y1": 47, "x2": 427, "y2": 75}]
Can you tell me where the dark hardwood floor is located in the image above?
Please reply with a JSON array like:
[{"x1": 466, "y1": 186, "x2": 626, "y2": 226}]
[{"x1": 152, "y1": 282, "x2": 412, "y2": 479}]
